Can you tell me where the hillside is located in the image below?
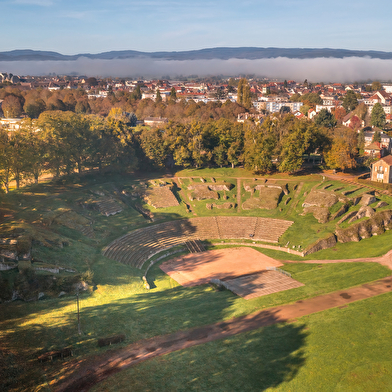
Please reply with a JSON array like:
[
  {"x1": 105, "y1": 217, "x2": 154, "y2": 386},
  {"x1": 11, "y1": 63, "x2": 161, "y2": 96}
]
[{"x1": 3, "y1": 47, "x2": 392, "y2": 61}]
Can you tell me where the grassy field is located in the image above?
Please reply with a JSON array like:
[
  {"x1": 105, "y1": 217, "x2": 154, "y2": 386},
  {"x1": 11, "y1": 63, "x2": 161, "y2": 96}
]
[
  {"x1": 1, "y1": 258, "x2": 390, "y2": 391},
  {"x1": 90, "y1": 292, "x2": 392, "y2": 392},
  {"x1": 1, "y1": 168, "x2": 392, "y2": 391}
]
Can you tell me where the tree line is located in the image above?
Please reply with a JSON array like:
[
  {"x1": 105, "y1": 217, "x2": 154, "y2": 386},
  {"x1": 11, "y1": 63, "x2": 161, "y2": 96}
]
[
  {"x1": 1, "y1": 109, "x2": 352, "y2": 192},
  {"x1": 0, "y1": 85, "x2": 247, "y2": 122},
  {"x1": 0, "y1": 109, "x2": 138, "y2": 192}
]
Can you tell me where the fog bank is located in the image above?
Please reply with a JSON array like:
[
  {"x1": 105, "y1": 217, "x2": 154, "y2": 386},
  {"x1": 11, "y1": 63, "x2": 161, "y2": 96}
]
[{"x1": 2, "y1": 56, "x2": 392, "y2": 82}]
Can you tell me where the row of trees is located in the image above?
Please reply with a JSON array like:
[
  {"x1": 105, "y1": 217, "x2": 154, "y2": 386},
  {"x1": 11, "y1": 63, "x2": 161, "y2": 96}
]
[
  {"x1": 1, "y1": 106, "x2": 373, "y2": 192},
  {"x1": 136, "y1": 115, "x2": 333, "y2": 173},
  {"x1": 0, "y1": 110, "x2": 137, "y2": 192},
  {"x1": 1, "y1": 85, "x2": 250, "y2": 123}
]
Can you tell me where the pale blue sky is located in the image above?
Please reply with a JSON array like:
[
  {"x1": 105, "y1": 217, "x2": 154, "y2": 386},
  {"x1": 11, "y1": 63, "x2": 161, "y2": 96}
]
[{"x1": 3, "y1": 0, "x2": 392, "y2": 54}]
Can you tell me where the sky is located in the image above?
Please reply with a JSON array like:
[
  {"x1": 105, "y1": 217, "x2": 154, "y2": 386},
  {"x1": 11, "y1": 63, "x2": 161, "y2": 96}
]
[
  {"x1": 3, "y1": 0, "x2": 392, "y2": 54},
  {"x1": 2, "y1": 0, "x2": 392, "y2": 81}
]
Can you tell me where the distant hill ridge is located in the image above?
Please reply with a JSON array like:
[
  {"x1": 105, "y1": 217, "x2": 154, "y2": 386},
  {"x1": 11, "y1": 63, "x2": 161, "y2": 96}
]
[{"x1": 2, "y1": 47, "x2": 392, "y2": 61}]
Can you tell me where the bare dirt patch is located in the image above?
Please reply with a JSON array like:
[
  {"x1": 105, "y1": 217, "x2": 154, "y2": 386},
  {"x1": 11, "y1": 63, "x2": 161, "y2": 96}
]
[{"x1": 160, "y1": 247, "x2": 283, "y2": 287}]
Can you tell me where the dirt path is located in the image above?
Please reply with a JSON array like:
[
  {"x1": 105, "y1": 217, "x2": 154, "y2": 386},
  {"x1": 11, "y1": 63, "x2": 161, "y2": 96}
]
[
  {"x1": 56, "y1": 274, "x2": 392, "y2": 392},
  {"x1": 285, "y1": 248, "x2": 392, "y2": 271}
]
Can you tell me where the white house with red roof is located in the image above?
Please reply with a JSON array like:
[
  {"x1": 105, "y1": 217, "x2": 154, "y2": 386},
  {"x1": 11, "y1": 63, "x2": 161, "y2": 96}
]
[
  {"x1": 294, "y1": 110, "x2": 305, "y2": 119},
  {"x1": 308, "y1": 109, "x2": 317, "y2": 120},
  {"x1": 342, "y1": 113, "x2": 364, "y2": 129},
  {"x1": 363, "y1": 91, "x2": 391, "y2": 105}
]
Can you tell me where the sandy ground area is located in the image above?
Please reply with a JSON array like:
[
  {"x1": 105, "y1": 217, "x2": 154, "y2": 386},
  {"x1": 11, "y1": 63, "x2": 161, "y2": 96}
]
[{"x1": 160, "y1": 247, "x2": 283, "y2": 286}]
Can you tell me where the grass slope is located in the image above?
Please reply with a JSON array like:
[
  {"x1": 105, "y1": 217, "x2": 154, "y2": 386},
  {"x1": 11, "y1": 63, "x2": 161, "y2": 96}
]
[
  {"x1": 90, "y1": 292, "x2": 392, "y2": 392},
  {"x1": 0, "y1": 259, "x2": 390, "y2": 391}
]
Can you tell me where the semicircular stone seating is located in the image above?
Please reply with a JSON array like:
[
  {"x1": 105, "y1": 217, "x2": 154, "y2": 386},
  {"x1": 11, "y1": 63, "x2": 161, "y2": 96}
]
[{"x1": 102, "y1": 217, "x2": 293, "y2": 269}]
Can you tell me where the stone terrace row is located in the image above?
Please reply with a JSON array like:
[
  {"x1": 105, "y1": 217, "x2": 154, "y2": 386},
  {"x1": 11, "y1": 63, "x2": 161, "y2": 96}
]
[{"x1": 102, "y1": 216, "x2": 293, "y2": 269}]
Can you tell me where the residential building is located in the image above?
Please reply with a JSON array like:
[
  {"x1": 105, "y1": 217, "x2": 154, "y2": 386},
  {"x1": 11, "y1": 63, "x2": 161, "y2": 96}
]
[
  {"x1": 265, "y1": 101, "x2": 303, "y2": 113},
  {"x1": 371, "y1": 155, "x2": 392, "y2": 183},
  {"x1": 144, "y1": 117, "x2": 169, "y2": 126},
  {"x1": 364, "y1": 142, "x2": 383, "y2": 158},
  {"x1": 362, "y1": 127, "x2": 391, "y2": 153},
  {"x1": 0, "y1": 117, "x2": 23, "y2": 131},
  {"x1": 237, "y1": 113, "x2": 264, "y2": 124},
  {"x1": 308, "y1": 109, "x2": 317, "y2": 120}
]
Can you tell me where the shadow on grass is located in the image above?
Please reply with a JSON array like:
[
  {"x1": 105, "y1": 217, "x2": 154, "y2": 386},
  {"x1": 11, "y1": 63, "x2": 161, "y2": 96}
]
[
  {"x1": 134, "y1": 322, "x2": 308, "y2": 392},
  {"x1": 58, "y1": 310, "x2": 308, "y2": 392}
]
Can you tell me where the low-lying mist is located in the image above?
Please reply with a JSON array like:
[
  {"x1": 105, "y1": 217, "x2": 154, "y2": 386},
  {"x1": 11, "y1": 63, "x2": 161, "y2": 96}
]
[{"x1": 2, "y1": 56, "x2": 392, "y2": 82}]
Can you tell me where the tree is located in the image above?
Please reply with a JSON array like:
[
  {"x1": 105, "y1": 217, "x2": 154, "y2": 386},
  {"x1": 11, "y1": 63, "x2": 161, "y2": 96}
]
[
  {"x1": 228, "y1": 77, "x2": 238, "y2": 87},
  {"x1": 372, "y1": 129, "x2": 381, "y2": 143},
  {"x1": 213, "y1": 144, "x2": 226, "y2": 167},
  {"x1": 299, "y1": 92, "x2": 322, "y2": 106},
  {"x1": 0, "y1": 127, "x2": 12, "y2": 192},
  {"x1": 279, "y1": 106, "x2": 291, "y2": 115},
  {"x1": 63, "y1": 93, "x2": 77, "y2": 111},
  {"x1": 38, "y1": 111, "x2": 97, "y2": 176},
  {"x1": 324, "y1": 128, "x2": 357, "y2": 171},
  {"x1": 371, "y1": 103, "x2": 386, "y2": 128},
  {"x1": 17, "y1": 119, "x2": 46, "y2": 184},
  {"x1": 237, "y1": 79, "x2": 244, "y2": 105},
  {"x1": 314, "y1": 108, "x2": 337, "y2": 129},
  {"x1": 75, "y1": 99, "x2": 91, "y2": 114},
  {"x1": 46, "y1": 97, "x2": 66, "y2": 111},
  {"x1": 242, "y1": 83, "x2": 251, "y2": 109},
  {"x1": 299, "y1": 104, "x2": 309, "y2": 116},
  {"x1": 363, "y1": 155, "x2": 378, "y2": 170},
  {"x1": 169, "y1": 87, "x2": 177, "y2": 103},
  {"x1": 6, "y1": 126, "x2": 30, "y2": 189},
  {"x1": 86, "y1": 77, "x2": 98, "y2": 87},
  {"x1": 191, "y1": 131, "x2": 209, "y2": 168},
  {"x1": 278, "y1": 121, "x2": 311, "y2": 173},
  {"x1": 214, "y1": 88, "x2": 226, "y2": 100},
  {"x1": 342, "y1": 90, "x2": 358, "y2": 112},
  {"x1": 243, "y1": 121, "x2": 275, "y2": 172},
  {"x1": 227, "y1": 141, "x2": 242, "y2": 168},
  {"x1": 2, "y1": 95, "x2": 22, "y2": 117},
  {"x1": 88, "y1": 116, "x2": 121, "y2": 173},
  {"x1": 138, "y1": 127, "x2": 167, "y2": 168},
  {"x1": 290, "y1": 93, "x2": 301, "y2": 102},
  {"x1": 349, "y1": 115, "x2": 362, "y2": 130},
  {"x1": 357, "y1": 129, "x2": 365, "y2": 152},
  {"x1": 106, "y1": 112, "x2": 139, "y2": 171},
  {"x1": 124, "y1": 112, "x2": 137, "y2": 127},
  {"x1": 333, "y1": 107, "x2": 347, "y2": 123},
  {"x1": 155, "y1": 88, "x2": 162, "y2": 103},
  {"x1": 236, "y1": 78, "x2": 251, "y2": 109},
  {"x1": 23, "y1": 98, "x2": 46, "y2": 118},
  {"x1": 132, "y1": 85, "x2": 142, "y2": 100},
  {"x1": 371, "y1": 81, "x2": 382, "y2": 91}
]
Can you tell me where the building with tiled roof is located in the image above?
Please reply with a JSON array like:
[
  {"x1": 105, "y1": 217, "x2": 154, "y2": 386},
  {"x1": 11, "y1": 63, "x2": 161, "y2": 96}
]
[{"x1": 371, "y1": 155, "x2": 392, "y2": 183}]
